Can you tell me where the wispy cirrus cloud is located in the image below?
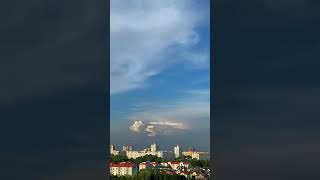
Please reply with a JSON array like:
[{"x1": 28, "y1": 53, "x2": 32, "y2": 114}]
[{"x1": 110, "y1": 0, "x2": 209, "y2": 95}]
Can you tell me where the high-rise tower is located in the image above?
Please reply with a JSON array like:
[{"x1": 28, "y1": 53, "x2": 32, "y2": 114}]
[
  {"x1": 151, "y1": 143, "x2": 157, "y2": 152},
  {"x1": 174, "y1": 145, "x2": 180, "y2": 158},
  {"x1": 110, "y1": 144, "x2": 115, "y2": 154}
]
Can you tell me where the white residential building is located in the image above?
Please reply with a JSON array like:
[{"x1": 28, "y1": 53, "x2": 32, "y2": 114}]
[
  {"x1": 139, "y1": 162, "x2": 158, "y2": 171},
  {"x1": 110, "y1": 145, "x2": 115, "y2": 154},
  {"x1": 151, "y1": 143, "x2": 157, "y2": 152},
  {"x1": 174, "y1": 145, "x2": 180, "y2": 158},
  {"x1": 122, "y1": 145, "x2": 132, "y2": 151},
  {"x1": 139, "y1": 162, "x2": 152, "y2": 170},
  {"x1": 126, "y1": 150, "x2": 174, "y2": 160},
  {"x1": 167, "y1": 161, "x2": 190, "y2": 170},
  {"x1": 126, "y1": 150, "x2": 158, "y2": 159},
  {"x1": 111, "y1": 150, "x2": 119, "y2": 156},
  {"x1": 182, "y1": 150, "x2": 210, "y2": 160},
  {"x1": 110, "y1": 162, "x2": 138, "y2": 176},
  {"x1": 160, "y1": 162, "x2": 169, "y2": 167},
  {"x1": 111, "y1": 150, "x2": 126, "y2": 156},
  {"x1": 192, "y1": 152, "x2": 210, "y2": 160},
  {"x1": 110, "y1": 144, "x2": 121, "y2": 156},
  {"x1": 110, "y1": 145, "x2": 126, "y2": 156}
]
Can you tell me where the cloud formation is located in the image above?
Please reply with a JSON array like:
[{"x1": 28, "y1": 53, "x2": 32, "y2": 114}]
[
  {"x1": 128, "y1": 89, "x2": 209, "y2": 137},
  {"x1": 145, "y1": 125, "x2": 156, "y2": 137},
  {"x1": 110, "y1": 0, "x2": 209, "y2": 95},
  {"x1": 129, "y1": 88, "x2": 210, "y2": 129},
  {"x1": 146, "y1": 121, "x2": 189, "y2": 137},
  {"x1": 129, "y1": 120, "x2": 189, "y2": 137},
  {"x1": 129, "y1": 120, "x2": 144, "y2": 133}
]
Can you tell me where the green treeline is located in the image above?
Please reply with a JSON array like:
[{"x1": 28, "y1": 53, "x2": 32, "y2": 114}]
[{"x1": 110, "y1": 154, "x2": 164, "y2": 164}]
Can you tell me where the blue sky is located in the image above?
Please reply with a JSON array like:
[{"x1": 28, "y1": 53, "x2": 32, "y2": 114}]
[{"x1": 110, "y1": 0, "x2": 210, "y2": 151}]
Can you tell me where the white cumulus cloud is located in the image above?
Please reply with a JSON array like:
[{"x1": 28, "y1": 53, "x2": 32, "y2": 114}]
[{"x1": 129, "y1": 120, "x2": 144, "y2": 132}]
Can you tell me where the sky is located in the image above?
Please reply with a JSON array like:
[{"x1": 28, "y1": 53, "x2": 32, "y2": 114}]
[{"x1": 110, "y1": 0, "x2": 210, "y2": 152}]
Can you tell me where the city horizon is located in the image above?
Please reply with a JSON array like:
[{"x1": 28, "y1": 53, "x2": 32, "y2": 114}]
[{"x1": 110, "y1": 142, "x2": 210, "y2": 153}]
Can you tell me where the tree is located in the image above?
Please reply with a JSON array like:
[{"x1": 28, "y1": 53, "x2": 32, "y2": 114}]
[
  {"x1": 139, "y1": 169, "x2": 152, "y2": 179},
  {"x1": 110, "y1": 154, "x2": 129, "y2": 163},
  {"x1": 183, "y1": 156, "x2": 192, "y2": 160},
  {"x1": 133, "y1": 155, "x2": 164, "y2": 165},
  {"x1": 187, "y1": 158, "x2": 210, "y2": 168}
]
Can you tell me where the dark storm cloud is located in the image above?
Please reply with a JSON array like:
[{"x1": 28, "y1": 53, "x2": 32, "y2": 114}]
[
  {"x1": 213, "y1": 0, "x2": 320, "y2": 179},
  {"x1": 1, "y1": 0, "x2": 107, "y2": 180}
]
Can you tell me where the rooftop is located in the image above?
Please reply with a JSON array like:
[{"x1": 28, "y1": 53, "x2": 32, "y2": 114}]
[{"x1": 110, "y1": 162, "x2": 136, "y2": 168}]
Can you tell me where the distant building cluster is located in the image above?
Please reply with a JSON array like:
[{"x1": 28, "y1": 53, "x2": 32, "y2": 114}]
[
  {"x1": 182, "y1": 147, "x2": 210, "y2": 161},
  {"x1": 110, "y1": 144, "x2": 126, "y2": 156},
  {"x1": 111, "y1": 143, "x2": 176, "y2": 160},
  {"x1": 110, "y1": 143, "x2": 209, "y2": 161},
  {"x1": 122, "y1": 144, "x2": 132, "y2": 151},
  {"x1": 109, "y1": 143, "x2": 210, "y2": 179},
  {"x1": 110, "y1": 160, "x2": 210, "y2": 179}
]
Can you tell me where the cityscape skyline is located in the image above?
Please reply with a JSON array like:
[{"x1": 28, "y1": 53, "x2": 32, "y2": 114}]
[
  {"x1": 110, "y1": 143, "x2": 207, "y2": 153},
  {"x1": 110, "y1": 142, "x2": 210, "y2": 162},
  {"x1": 110, "y1": 0, "x2": 210, "y2": 151}
]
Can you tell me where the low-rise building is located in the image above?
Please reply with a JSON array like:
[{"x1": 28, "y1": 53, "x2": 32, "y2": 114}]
[
  {"x1": 149, "y1": 162, "x2": 158, "y2": 167},
  {"x1": 126, "y1": 150, "x2": 175, "y2": 160},
  {"x1": 139, "y1": 161, "x2": 158, "y2": 170},
  {"x1": 126, "y1": 150, "x2": 158, "y2": 159},
  {"x1": 111, "y1": 150, "x2": 126, "y2": 156},
  {"x1": 192, "y1": 152, "x2": 209, "y2": 160},
  {"x1": 167, "y1": 161, "x2": 190, "y2": 170},
  {"x1": 139, "y1": 162, "x2": 152, "y2": 170},
  {"x1": 168, "y1": 161, "x2": 180, "y2": 170},
  {"x1": 177, "y1": 170, "x2": 191, "y2": 178},
  {"x1": 182, "y1": 162, "x2": 190, "y2": 168},
  {"x1": 160, "y1": 162, "x2": 169, "y2": 167},
  {"x1": 110, "y1": 162, "x2": 138, "y2": 176},
  {"x1": 182, "y1": 150, "x2": 210, "y2": 160}
]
